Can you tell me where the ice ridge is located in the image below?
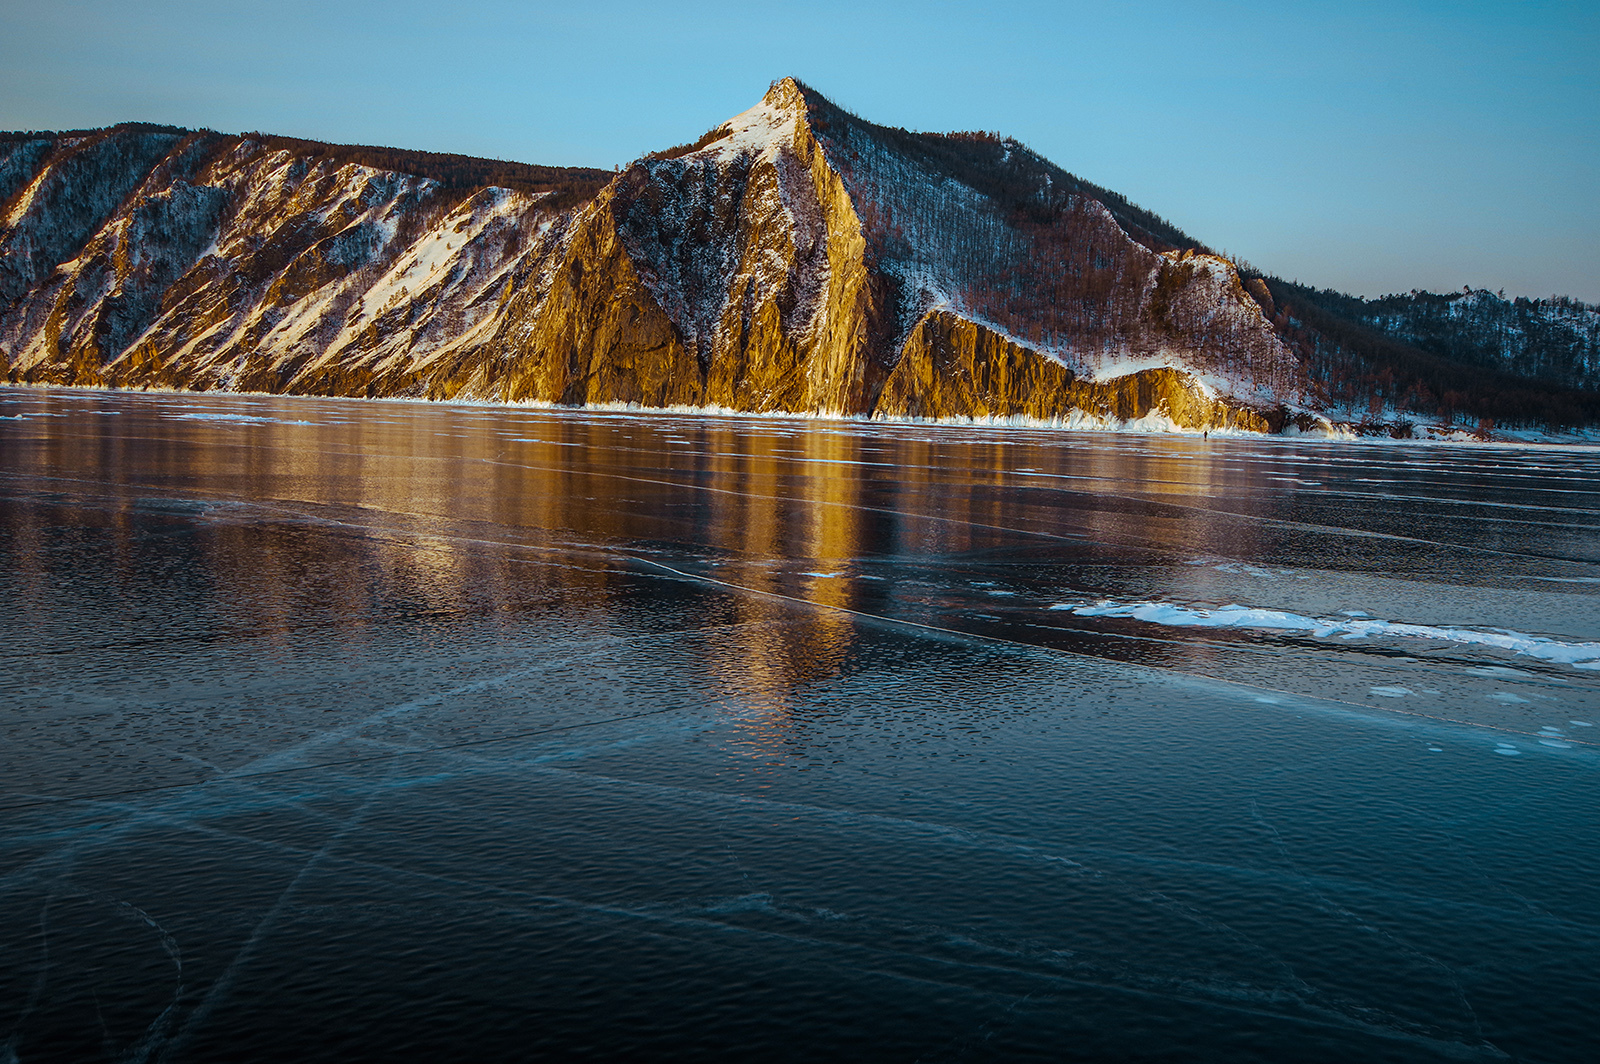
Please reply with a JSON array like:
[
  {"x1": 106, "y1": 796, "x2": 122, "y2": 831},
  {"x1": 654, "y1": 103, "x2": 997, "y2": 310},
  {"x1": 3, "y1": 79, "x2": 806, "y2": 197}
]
[{"x1": 1055, "y1": 599, "x2": 1600, "y2": 670}]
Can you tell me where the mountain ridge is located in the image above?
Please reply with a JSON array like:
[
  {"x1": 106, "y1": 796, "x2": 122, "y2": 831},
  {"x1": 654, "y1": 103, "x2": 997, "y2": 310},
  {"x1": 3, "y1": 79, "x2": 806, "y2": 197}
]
[{"x1": 3, "y1": 78, "x2": 1596, "y2": 436}]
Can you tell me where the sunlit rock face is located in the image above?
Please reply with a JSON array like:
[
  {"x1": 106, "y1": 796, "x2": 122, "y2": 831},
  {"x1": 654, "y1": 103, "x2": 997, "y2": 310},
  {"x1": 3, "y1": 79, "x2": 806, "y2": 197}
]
[
  {"x1": 880, "y1": 311, "x2": 1276, "y2": 432},
  {"x1": 1, "y1": 79, "x2": 1306, "y2": 429}
]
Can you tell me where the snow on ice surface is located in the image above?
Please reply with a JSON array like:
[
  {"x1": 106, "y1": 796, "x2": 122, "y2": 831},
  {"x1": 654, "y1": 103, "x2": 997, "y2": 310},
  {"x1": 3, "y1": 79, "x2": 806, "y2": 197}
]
[
  {"x1": 1465, "y1": 666, "x2": 1541, "y2": 679},
  {"x1": 1055, "y1": 599, "x2": 1600, "y2": 670},
  {"x1": 165, "y1": 412, "x2": 313, "y2": 425}
]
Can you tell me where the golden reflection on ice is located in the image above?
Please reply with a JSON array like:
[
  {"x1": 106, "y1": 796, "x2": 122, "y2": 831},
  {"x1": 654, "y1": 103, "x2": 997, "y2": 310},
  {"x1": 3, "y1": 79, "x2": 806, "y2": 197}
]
[{"x1": 0, "y1": 392, "x2": 1281, "y2": 741}]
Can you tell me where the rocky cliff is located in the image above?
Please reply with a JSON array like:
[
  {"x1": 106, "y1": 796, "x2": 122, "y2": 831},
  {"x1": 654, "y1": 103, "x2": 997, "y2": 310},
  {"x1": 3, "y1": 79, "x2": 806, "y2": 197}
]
[{"x1": 0, "y1": 80, "x2": 1443, "y2": 432}]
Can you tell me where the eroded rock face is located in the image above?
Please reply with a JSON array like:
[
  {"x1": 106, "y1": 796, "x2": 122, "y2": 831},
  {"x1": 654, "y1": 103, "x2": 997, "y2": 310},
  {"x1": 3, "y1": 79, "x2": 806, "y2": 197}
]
[
  {"x1": 1, "y1": 79, "x2": 1307, "y2": 430},
  {"x1": 469, "y1": 186, "x2": 703, "y2": 407},
  {"x1": 880, "y1": 311, "x2": 1273, "y2": 431},
  {"x1": 608, "y1": 77, "x2": 898, "y2": 415}
]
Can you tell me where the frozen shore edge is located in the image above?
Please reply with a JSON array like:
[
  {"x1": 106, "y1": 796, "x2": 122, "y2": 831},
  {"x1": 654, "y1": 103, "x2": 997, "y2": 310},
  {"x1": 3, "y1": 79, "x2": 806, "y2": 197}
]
[{"x1": 5, "y1": 382, "x2": 1599, "y2": 449}]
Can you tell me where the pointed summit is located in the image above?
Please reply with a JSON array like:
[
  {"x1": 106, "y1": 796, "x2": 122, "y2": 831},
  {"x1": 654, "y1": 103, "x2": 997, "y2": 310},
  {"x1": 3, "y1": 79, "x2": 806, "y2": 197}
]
[
  {"x1": 680, "y1": 77, "x2": 822, "y2": 162},
  {"x1": 762, "y1": 76, "x2": 848, "y2": 130},
  {"x1": 762, "y1": 76, "x2": 809, "y2": 112}
]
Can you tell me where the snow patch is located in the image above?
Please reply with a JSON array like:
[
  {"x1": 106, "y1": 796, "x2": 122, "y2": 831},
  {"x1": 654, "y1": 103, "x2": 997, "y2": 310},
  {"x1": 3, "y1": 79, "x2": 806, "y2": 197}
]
[
  {"x1": 691, "y1": 93, "x2": 802, "y2": 164},
  {"x1": 1053, "y1": 598, "x2": 1600, "y2": 669}
]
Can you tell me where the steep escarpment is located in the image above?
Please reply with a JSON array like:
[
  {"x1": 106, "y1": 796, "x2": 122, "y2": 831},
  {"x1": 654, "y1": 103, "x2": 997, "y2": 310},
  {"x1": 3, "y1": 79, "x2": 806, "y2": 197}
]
[
  {"x1": 2, "y1": 131, "x2": 229, "y2": 383},
  {"x1": 608, "y1": 78, "x2": 896, "y2": 414},
  {"x1": 473, "y1": 77, "x2": 1293, "y2": 426},
  {"x1": 8, "y1": 79, "x2": 1585, "y2": 433},
  {"x1": 451, "y1": 183, "x2": 703, "y2": 407},
  {"x1": 1, "y1": 127, "x2": 190, "y2": 309},
  {"x1": 880, "y1": 311, "x2": 1274, "y2": 431}
]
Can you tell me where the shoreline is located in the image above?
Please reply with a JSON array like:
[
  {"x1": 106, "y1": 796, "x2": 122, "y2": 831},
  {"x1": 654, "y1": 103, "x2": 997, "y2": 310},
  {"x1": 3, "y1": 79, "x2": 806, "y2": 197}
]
[{"x1": 5, "y1": 381, "x2": 1599, "y2": 450}]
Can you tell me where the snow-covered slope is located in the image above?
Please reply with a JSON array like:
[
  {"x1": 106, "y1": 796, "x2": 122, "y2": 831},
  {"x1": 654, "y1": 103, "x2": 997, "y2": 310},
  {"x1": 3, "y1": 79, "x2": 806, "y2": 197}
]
[
  {"x1": 8, "y1": 79, "x2": 1559, "y2": 434},
  {"x1": 0, "y1": 129, "x2": 574, "y2": 397}
]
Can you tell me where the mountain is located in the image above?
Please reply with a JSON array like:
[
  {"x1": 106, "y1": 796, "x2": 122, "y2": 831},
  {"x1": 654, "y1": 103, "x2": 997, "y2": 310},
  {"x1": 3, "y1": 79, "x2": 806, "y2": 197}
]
[{"x1": 3, "y1": 78, "x2": 1596, "y2": 436}]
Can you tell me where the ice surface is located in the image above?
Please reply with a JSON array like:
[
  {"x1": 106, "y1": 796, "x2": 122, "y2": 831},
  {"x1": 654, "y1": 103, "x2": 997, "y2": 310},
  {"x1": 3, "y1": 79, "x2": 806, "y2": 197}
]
[{"x1": 4, "y1": 389, "x2": 1600, "y2": 1062}]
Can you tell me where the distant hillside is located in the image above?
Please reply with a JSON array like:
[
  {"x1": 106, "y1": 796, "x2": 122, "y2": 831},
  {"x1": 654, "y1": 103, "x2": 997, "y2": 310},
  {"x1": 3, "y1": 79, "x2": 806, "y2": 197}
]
[{"x1": 1244, "y1": 278, "x2": 1600, "y2": 431}]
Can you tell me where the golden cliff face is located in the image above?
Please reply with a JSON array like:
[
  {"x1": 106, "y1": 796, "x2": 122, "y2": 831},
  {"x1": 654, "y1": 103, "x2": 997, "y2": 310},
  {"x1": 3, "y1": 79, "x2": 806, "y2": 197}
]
[
  {"x1": 434, "y1": 78, "x2": 900, "y2": 415},
  {"x1": 879, "y1": 311, "x2": 1273, "y2": 431},
  {"x1": 459, "y1": 186, "x2": 704, "y2": 407},
  {"x1": 596, "y1": 77, "x2": 896, "y2": 415},
  {"x1": 1, "y1": 80, "x2": 1306, "y2": 431}
]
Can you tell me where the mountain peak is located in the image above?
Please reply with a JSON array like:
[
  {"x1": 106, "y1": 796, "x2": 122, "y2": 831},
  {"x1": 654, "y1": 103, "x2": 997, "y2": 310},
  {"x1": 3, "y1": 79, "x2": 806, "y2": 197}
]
[
  {"x1": 761, "y1": 76, "x2": 810, "y2": 112},
  {"x1": 678, "y1": 77, "x2": 819, "y2": 162}
]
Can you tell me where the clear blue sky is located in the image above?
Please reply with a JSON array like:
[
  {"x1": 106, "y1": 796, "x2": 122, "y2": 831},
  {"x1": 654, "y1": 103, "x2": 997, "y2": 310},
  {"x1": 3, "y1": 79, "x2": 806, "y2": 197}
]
[{"x1": 4, "y1": 0, "x2": 1596, "y2": 301}]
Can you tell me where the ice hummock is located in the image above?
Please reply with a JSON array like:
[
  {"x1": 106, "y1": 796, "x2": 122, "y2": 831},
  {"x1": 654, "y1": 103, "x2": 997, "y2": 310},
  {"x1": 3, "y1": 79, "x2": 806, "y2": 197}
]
[{"x1": 1054, "y1": 599, "x2": 1600, "y2": 670}]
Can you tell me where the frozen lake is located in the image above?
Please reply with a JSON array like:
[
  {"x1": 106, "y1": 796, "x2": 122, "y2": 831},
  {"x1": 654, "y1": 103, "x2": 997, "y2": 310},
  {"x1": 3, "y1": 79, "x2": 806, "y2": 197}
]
[{"x1": 3, "y1": 386, "x2": 1599, "y2": 1062}]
